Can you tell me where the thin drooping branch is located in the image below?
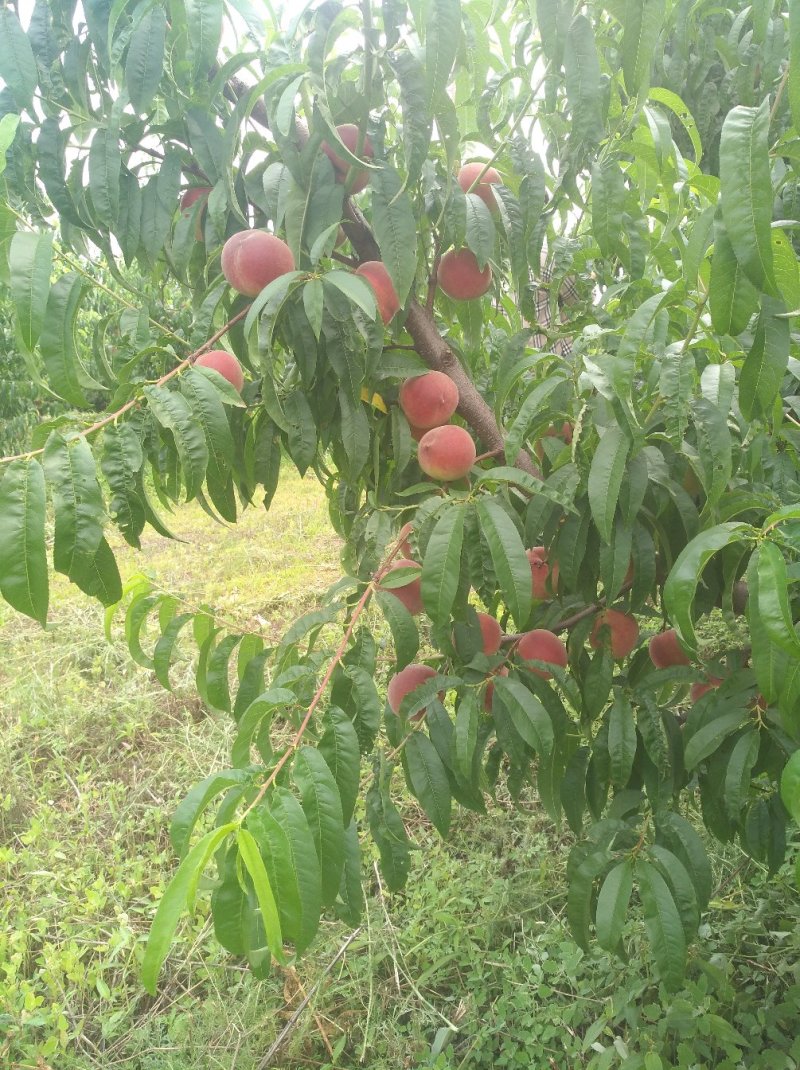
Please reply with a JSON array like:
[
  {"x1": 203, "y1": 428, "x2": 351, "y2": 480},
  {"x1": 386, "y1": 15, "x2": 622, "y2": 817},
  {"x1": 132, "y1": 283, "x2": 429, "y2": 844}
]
[{"x1": 0, "y1": 308, "x2": 250, "y2": 466}]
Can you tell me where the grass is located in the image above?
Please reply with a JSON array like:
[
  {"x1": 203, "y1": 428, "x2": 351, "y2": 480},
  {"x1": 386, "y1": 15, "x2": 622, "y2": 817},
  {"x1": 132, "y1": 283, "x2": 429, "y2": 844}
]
[{"x1": 2, "y1": 466, "x2": 800, "y2": 1069}]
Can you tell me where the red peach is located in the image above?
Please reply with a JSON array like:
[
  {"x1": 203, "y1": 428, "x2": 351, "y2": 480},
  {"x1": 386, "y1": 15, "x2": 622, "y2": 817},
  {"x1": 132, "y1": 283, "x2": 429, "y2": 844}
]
[
  {"x1": 378, "y1": 558, "x2": 424, "y2": 615},
  {"x1": 517, "y1": 629, "x2": 568, "y2": 679},
  {"x1": 221, "y1": 231, "x2": 295, "y2": 297},
  {"x1": 457, "y1": 162, "x2": 501, "y2": 211},
  {"x1": 195, "y1": 349, "x2": 244, "y2": 392},
  {"x1": 437, "y1": 248, "x2": 493, "y2": 300},
  {"x1": 417, "y1": 425, "x2": 477, "y2": 481},
  {"x1": 590, "y1": 610, "x2": 639, "y2": 660},
  {"x1": 387, "y1": 663, "x2": 438, "y2": 719},
  {"x1": 354, "y1": 261, "x2": 400, "y2": 325},
  {"x1": 399, "y1": 372, "x2": 459, "y2": 430},
  {"x1": 484, "y1": 665, "x2": 509, "y2": 710},
  {"x1": 321, "y1": 123, "x2": 373, "y2": 193},
  {"x1": 180, "y1": 186, "x2": 212, "y2": 211},
  {"x1": 690, "y1": 677, "x2": 722, "y2": 702},
  {"x1": 648, "y1": 629, "x2": 690, "y2": 669},
  {"x1": 476, "y1": 612, "x2": 503, "y2": 656},
  {"x1": 526, "y1": 546, "x2": 559, "y2": 600}
]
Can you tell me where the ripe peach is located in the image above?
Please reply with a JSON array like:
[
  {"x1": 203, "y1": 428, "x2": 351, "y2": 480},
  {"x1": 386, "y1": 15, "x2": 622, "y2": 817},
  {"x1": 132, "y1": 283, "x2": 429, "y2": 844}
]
[
  {"x1": 534, "y1": 422, "x2": 573, "y2": 460},
  {"x1": 221, "y1": 231, "x2": 295, "y2": 297},
  {"x1": 387, "y1": 663, "x2": 438, "y2": 719},
  {"x1": 399, "y1": 372, "x2": 459, "y2": 430},
  {"x1": 378, "y1": 558, "x2": 424, "y2": 615},
  {"x1": 457, "y1": 162, "x2": 501, "y2": 211},
  {"x1": 437, "y1": 249, "x2": 493, "y2": 300},
  {"x1": 354, "y1": 261, "x2": 400, "y2": 325},
  {"x1": 590, "y1": 610, "x2": 639, "y2": 659},
  {"x1": 417, "y1": 425, "x2": 477, "y2": 481},
  {"x1": 517, "y1": 628, "x2": 568, "y2": 678},
  {"x1": 484, "y1": 664, "x2": 509, "y2": 710},
  {"x1": 321, "y1": 123, "x2": 373, "y2": 193},
  {"x1": 180, "y1": 186, "x2": 212, "y2": 211},
  {"x1": 180, "y1": 187, "x2": 212, "y2": 240},
  {"x1": 526, "y1": 546, "x2": 559, "y2": 600},
  {"x1": 195, "y1": 350, "x2": 244, "y2": 392},
  {"x1": 475, "y1": 612, "x2": 503, "y2": 655},
  {"x1": 690, "y1": 677, "x2": 722, "y2": 702},
  {"x1": 648, "y1": 629, "x2": 690, "y2": 669}
]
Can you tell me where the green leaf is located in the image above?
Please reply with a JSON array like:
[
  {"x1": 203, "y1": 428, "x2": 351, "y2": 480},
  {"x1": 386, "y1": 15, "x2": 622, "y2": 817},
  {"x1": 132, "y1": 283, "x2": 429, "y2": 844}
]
[
  {"x1": 595, "y1": 859, "x2": 634, "y2": 952},
  {"x1": 317, "y1": 709, "x2": 360, "y2": 828},
  {"x1": 564, "y1": 14, "x2": 602, "y2": 145},
  {"x1": 454, "y1": 691, "x2": 480, "y2": 783},
  {"x1": 125, "y1": 4, "x2": 166, "y2": 113},
  {"x1": 205, "y1": 634, "x2": 242, "y2": 712},
  {"x1": 424, "y1": 0, "x2": 461, "y2": 112},
  {"x1": 0, "y1": 458, "x2": 49, "y2": 624},
  {"x1": 43, "y1": 433, "x2": 104, "y2": 579},
  {"x1": 89, "y1": 125, "x2": 121, "y2": 230},
  {"x1": 170, "y1": 770, "x2": 250, "y2": 857},
  {"x1": 754, "y1": 542, "x2": 800, "y2": 657},
  {"x1": 739, "y1": 296, "x2": 790, "y2": 422},
  {"x1": 591, "y1": 158, "x2": 625, "y2": 258},
  {"x1": 709, "y1": 218, "x2": 760, "y2": 336},
  {"x1": 185, "y1": 0, "x2": 223, "y2": 81},
  {"x1": 235, "y1": 826, "x2": 285, "y2": 964},
  {"x1": 648, "y1": 845, "x2": 700, "y2": 943},
  {"x1": 375, "y1": 591, "x2": 419, "y2": 670},
  {"x1": 567, "y1": 847, "x2": 611, "y2": 951},
  {"x1": 180, "y1": 368, "x2": 235, "y2": 482},
  {"x1": 684, "y1": 711, "x2": 747, "y2": 771},
  {"x1": 0, "y1": 113, "x2": 19, "y2": 175},
  {"x1": 369, "y1": 165, "x2": 417, "y2": 307},
  {"x1": 724, "y1": 730, "x2": 760, "y2": 822},
  {"x1": 656, "y1": 811, "x2": 712, "y2": 908},
  {"x1": 39, "y1": 273, "x2": 99, "y2": 406},
  {"x1": 283, "y1": 389, "x2": 317, "y2": 476},
  {"x1": 780, "y1": 750, "x2": 800, "y2": 825},
  {"x1": 101, "y1": 425, "x2": 145, "y2": 548},
  {"x1": 247, "y1": 790, "x2": 321, "y2": 953},
  {"x1": 366, "y1": 775, "x2": 410, "y2": 892},
  {"x1": 464, "y1": 192, "x2": 495, "y2": 271},
  {"x1": 323, "y1": 270, "x2": 377, "y2": 320},
  {"x1": 637, "y1": 859, "x2": 686, "y2": 991},
  {"x1": 231, "y1": 688, "x2": 296, "y2": 767},
  {"x1": 719, "y1": 100, "x2": 776, "y2": 296},
  {"x1": 608, "y1": 690, "x2": 636, "y2": 789},
  {"x1": 145, "y1": 384, "x2": 209, "y2": 500},
  {"x1": 9, "y1": 231, "x2": 53, "y2": 352},
  {"x1": 475, "y1": 498, "x2": 531, "y2": 629},
  {"x1": 0, "y1": 6, "x2": 38, "y2": 108},
  {"x1": 293, "y1": 746, "x2": 345, "y2": 909},
  {"x1": 622, "y1": 0, "x2": 665, "y2": 97},
  {"x1": 336, "y1": 819, "x2": 364, "y2": 925},
  {"x1": 588, "y1": 426, "x2": 630, "y2": 544},
  {"x1": 664, "y1": 523, "x2": 754, "y2": 653},
  {"x1": 421, "y1": 504, "x2": 465, "y2": 625},
  {"x1": 493, "y1": 677, "x2": 554, "y2": 758},
  {"x1": 790, "y1": 0, "x2": 800, "y2": 134},
  {"x1": 403, "y1": 733, "x2": 451, "y2": 836},
  {"x1": 649, "y1": 88, "x2": 702, "y2": 163},
  {"x1": 141, "y1": 823, "x2": 235, "y2": 994}
]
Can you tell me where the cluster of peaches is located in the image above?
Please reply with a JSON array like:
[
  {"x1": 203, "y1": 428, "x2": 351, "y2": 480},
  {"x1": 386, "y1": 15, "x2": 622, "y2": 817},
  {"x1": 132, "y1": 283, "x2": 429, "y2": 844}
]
[
  {"x1": 181, "y1": 125, "x2": 498, "y2": 396},
  {"x1": 179, "y1": 125, "x2": 720, "y2": 720}
]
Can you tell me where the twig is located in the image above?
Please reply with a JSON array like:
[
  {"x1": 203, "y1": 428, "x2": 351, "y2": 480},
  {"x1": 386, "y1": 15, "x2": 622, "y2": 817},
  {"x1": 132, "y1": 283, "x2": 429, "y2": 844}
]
[
  {"x1": 257, "y1": 928, "x2": 362, "y2": 1069},
  {"x1": 239, "y1": 522, "x2": 415, "y2": 821},
  {"x1": 501, "y1": 581, "x2": 634, "y2": 643}
]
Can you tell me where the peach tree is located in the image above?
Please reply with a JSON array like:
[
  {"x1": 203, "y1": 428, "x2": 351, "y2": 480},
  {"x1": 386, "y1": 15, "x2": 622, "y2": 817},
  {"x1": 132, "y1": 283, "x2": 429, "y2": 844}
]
[{"x1": 1, "y1": 0, "x2": 800, "y2": 994}]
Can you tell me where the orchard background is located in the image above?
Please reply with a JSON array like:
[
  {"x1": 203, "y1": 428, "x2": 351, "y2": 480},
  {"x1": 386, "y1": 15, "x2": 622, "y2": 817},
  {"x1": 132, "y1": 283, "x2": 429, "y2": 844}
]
[{"x1": 2, "y1": 0, "x2": 800, "y2": 1066}]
